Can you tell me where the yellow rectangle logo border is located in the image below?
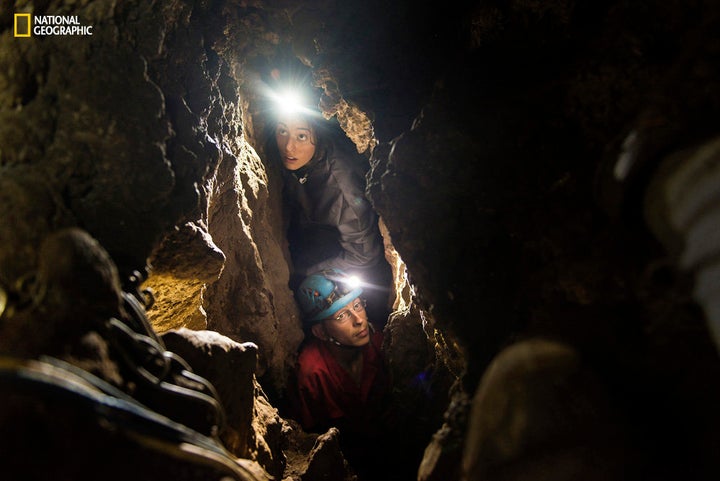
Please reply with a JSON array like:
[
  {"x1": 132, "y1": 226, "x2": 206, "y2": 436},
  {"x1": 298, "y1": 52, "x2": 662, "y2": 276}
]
[{"x1": 14, "y1": 13, "x2": 32, "y2": 37}]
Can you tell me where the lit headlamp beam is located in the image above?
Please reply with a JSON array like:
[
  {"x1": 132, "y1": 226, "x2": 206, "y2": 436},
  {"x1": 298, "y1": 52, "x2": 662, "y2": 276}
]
[
  {"x1": 259, "y1": 81, "x2": 321, "y2": 118},
  {"x1": 346, "y1": 275, "x2": 361, "y2": 289},
  {"x1": 269, "y1": 88, "x2": 305, "y2": 115}
]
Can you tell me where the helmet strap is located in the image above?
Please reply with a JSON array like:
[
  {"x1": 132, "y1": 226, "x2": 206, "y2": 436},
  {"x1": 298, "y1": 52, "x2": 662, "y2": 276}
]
[
  {"x1": 311, "y1": 323, "x2": 349, "y2": 348},
  {"x1": 326, "y1": 335, "x2": 362, "y2": 349}
]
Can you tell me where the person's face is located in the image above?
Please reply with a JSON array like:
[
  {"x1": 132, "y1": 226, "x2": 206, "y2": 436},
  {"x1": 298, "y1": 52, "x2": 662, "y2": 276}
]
[
  {"x1": 275, "y1": 116, "x2": 316, "y2": 171},
  {"x1": 312, "y1": 297, "x2": 370, "y2": 347}
]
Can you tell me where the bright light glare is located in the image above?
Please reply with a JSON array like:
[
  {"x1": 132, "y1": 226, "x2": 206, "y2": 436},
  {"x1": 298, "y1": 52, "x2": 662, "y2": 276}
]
[
  {"x1": 347, "y1": 275, "x2": 361, "y2": 288},
  {"x1": 272, "y1": 88, "x2": 306, "y2": 115}
]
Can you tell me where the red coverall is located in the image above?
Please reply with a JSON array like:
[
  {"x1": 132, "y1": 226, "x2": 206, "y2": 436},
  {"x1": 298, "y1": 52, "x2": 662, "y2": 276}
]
[{"x1": 290, "y1": 328, "x2": 391, "y2": 443}]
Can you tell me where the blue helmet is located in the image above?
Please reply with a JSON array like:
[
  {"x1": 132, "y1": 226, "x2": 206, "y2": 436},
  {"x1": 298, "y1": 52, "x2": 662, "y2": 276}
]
[{"x1": 296, "y1": 269, "x2": 363, "y2": 323}]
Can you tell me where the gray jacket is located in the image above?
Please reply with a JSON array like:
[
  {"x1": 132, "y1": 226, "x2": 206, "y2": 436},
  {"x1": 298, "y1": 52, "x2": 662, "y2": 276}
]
[{"x1": 283, "y1": 142, "x2": 384, "y2": 276}]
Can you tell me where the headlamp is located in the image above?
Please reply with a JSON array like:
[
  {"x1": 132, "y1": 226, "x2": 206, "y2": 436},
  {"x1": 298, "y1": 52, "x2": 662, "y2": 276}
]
[
  {"x1": 297, "y1": 269, "x2": 365, "y2": 323},
  {"x1": 313, "y1": 270, "x2": 358, "y2": 311},
  {"x1": 271, "y1": 88, "x2": 307, "y2": 115},
  {"x1": 346, "y1": 275, "x2": 361, "y2": 289}
]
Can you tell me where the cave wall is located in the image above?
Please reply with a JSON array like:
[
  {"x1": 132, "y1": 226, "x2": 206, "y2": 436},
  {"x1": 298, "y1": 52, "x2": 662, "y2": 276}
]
[
  {"x1": 1, "y1": 0, "x2": 178, "y2": 287},
  {"x1": 0, "y1": 0, "x2": 305, "y2": 395},
  {"x1": 363, "y1": 1, "x2": 720, "y2": 479}
]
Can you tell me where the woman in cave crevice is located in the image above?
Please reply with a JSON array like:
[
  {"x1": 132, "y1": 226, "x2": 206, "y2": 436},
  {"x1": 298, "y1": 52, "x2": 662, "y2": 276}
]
[{"x1": 263, "y1": 69, "x2": 393, "y2": 326}]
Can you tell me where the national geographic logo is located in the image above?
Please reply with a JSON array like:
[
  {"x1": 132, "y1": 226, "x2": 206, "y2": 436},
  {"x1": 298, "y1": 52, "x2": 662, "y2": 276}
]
[{"x1": 14, "y1": 13, "x2": 93, "y2": 37}]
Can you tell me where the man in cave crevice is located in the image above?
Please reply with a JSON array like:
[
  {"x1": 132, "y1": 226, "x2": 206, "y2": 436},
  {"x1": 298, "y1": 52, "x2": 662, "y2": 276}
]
[{"x1": 287, "y1": 268, "x2": 402, "y2": 480}]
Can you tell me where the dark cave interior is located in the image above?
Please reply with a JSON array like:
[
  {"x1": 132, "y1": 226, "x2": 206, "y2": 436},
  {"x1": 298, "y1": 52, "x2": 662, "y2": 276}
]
[{"x1": 2, "y1": 1, "x2": 720, "y2": 480}]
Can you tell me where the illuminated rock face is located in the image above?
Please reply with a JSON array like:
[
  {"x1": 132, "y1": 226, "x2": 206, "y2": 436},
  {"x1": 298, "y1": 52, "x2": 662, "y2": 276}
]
[{"x1": 3, "y1": 0, "x2": 720, "y2": 480}]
